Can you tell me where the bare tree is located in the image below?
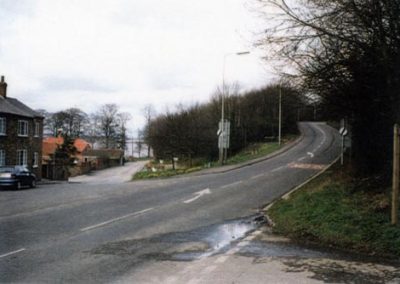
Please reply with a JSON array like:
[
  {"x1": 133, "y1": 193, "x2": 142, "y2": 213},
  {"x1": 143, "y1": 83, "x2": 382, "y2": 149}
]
[
  {"x1": 97, "y1": 104, "x2": 120, "y2": 149},
  {"x1": 142, "y1": 104, "x2": 156, "y2": 158}
]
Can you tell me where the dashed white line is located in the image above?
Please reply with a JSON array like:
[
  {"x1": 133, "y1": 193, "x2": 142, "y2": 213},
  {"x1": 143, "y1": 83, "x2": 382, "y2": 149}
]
[
  {"x1": 250, "y1": 173, "x2": 264, "y2": 180},
  {"x1": 80, "y1": 208, "x2": 154, "y2": 232},
  {"x1": 271, "y1": 166, "x2": 285, "y2": 173},
  {"x1": 0, "y1": 248, "x2": 26, "y2": 258},
  {"x1": 220, "y1": 181, "x2": 243, "y2": 189}
]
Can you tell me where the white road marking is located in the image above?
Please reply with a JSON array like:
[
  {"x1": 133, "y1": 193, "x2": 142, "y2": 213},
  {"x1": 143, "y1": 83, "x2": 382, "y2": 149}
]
[
  {"x1": 0, "y1": 248, "x2": 26, "y2": 258},
  {"x1": 288, "y1": 163, "x2": 326, "y2": 170},
  {"x1": 220, "y1": 181, "x2": 243, "y2": 189},
  {"x1": 183, "y1": 188, "x2": 211, "y2": 204},
  {"x1": 307, "y1": 152, "x2": 314, "y2": 158},
  {"x1": 250, "y1": 173, "x2": 264, "y2": 180},
  {"x1": 313, "y1": 124, "x2": 327, "y2": 152},
  {"x1": 271, "y1": 166, "x2": 284, "y2": 173},
  {"x1": 80, "y1": 208, "x2": 154, "y2": 232}
]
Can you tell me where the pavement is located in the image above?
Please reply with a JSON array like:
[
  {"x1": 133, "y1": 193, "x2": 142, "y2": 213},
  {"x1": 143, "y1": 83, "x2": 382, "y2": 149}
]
[{"x1": 3, "y1": 122, "x2": 399, "y2": 283}]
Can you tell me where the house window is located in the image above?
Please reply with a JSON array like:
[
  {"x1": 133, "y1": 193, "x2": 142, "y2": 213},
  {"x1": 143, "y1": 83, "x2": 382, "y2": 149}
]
[
  {"x1": 16, "y1": 149, "x2": 27, "y2": 166},
  {"x1": 34, "y1": 122, "x2": 40, "y2": 137},
  {"x1": 33, "y1": 152, "x2": 39, "y2": 167},
  {"x1": 0, "y1": 117, "x2": 5, "y2": 135},
  {"x1": 18, "y1": 120, "x2": 29, "y2": 137},
  {"x1": 0, "y1": 150, "x2": 5, "y2": 166}
]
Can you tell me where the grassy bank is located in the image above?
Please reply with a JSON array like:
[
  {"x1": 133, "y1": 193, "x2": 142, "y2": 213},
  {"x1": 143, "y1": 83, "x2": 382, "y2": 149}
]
[
  {"x1": 132, "y1": 140, "x2": 286, "y2": 180},
  {"x1": 267, "y1": 165, "x2": 400, "y2": 258}
]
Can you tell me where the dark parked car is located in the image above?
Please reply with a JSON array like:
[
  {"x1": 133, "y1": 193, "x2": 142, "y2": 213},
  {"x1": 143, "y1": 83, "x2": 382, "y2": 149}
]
[{"x1": 0, "y1": 166, "x2": 37, "y2": 189}]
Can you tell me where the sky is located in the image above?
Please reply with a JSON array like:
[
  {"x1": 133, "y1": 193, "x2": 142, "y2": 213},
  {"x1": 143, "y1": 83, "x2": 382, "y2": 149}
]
[{"x1": 0, "y1": 0, "x2": 275, "y2": 135}]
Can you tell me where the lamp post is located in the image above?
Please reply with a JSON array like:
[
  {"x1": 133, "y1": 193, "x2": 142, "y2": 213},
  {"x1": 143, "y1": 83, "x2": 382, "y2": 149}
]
[{"x1": 219, "y1": 51, "x2": 250, "y2": 165}]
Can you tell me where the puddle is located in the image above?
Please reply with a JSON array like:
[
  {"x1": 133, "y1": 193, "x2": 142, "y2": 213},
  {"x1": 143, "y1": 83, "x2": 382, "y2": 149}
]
[
  {"x1": 174, "y1": 218, "x2": 258, "y2": 260},
  {"x1": 91, "y1": 215, "x2": 262, "y2": 262}
]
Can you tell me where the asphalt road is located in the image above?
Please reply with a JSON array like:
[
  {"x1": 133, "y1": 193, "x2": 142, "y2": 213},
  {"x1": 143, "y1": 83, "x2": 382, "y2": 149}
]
[
  {"x1": 69, "y1": 160, "x2": 149, "y2": 184},
  {"x1": 0, "y1": 122, "x2": 344, "y2": 283}
]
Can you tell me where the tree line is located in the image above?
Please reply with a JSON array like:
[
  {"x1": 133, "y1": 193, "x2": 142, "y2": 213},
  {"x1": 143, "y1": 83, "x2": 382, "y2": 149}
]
[
  {"x1": 145, "y1": 84, "x2": 312, "y2": 164},
  {"x1": 258, "y1": 0, "x2": 400, "y2": 181},
  {"x1": 37, "y1": 104, "x2": 131, "y2": 151}
]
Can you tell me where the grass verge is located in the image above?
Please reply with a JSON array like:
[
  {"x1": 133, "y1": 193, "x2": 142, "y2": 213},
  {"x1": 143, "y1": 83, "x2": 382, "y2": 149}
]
[
  {"x1": 132, "y1": 138, "x2": 293, "y2": 180},
  {"x1": 267, "y1": 164, "x2": 400, "y2": 258}
]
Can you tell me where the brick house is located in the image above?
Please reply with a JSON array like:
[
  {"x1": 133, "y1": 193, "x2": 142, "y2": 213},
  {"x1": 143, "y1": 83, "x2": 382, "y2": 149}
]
[
  {"x1": 42, "y1": 136, "x2": 92, "y2": 179},
  {"x1": 0, "y1": 76, "x2": 44, "y2": 179}
]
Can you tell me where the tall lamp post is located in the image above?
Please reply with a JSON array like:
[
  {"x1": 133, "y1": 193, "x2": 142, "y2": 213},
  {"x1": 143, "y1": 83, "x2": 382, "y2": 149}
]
[{"x1": 219, "y1": 51, "x2": 250, "y2": 165}]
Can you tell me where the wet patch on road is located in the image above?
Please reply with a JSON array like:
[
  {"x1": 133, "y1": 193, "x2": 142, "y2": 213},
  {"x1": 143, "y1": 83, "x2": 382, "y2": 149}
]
[{"x1": 90, "y1": 215, "x2": 262, "y2": 262}]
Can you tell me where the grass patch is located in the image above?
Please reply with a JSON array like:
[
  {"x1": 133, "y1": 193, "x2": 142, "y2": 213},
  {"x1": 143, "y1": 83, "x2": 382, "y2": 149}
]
[
  {"x1": 268, "y1": 166, "x2": 400, "y2": 258},
  {"x1": 225, "y1": 142, "x2": 281, "y2": 165},
  {"x1": 132, "y1": 137, "x2": 295, "y2": 180},
  {"x1": 133, "y1": 167, "x2": 202, "y2": 180}
]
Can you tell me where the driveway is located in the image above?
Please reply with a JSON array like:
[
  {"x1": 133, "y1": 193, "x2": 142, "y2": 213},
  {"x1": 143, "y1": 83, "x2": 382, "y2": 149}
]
[{"x1": 69, "y1": 160, "x2": 148, "y2": 184}]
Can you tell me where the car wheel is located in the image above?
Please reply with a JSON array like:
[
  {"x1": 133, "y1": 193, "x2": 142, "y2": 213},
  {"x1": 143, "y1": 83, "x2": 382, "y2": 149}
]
[
  {"x1": 30, "y1": 179, "x2": 36, "y2": 188},
  {"x1": 15, "y1": 181, "x2": 22, "y2": 190}
]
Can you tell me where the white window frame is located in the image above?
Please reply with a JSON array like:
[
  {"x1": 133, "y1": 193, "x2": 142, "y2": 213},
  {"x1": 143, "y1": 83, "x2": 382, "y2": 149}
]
[
  {"x1": 34, "y1": 122, "x2": 40, "y2": 137},
  {"x1": 0, "y1": 150, "x2": 5, "y2": 166},
  {"x1": 18, "y1": 120, "x2": 29, "y2": 137},
  {"x1": 0, "y1": 117, "x2": 6, "y2": 135},
  {"x1": 17, "y1": 149, "x2": 28, "y2": 166},
  {"x1": 33, "y1": 152, "x2": 39, "y2": 168}
]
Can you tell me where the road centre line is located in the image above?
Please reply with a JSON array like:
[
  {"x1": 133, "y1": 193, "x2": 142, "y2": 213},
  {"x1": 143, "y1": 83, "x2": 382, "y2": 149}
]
[
  {"x1": 0, "y1": 248, "x2": 26, "y2": 258},
  {"x1": 271, "y1": 166, "x2": 285, "y2": 173},
  {"x1": 250, "y1": 173, "x2": 264, "y2": 180},
  {"x1": 220, "y1": 180, "x2": 243, "y2": 189},
  {"x1": 80, "y1": 208, "x2": 154, "y2": 232}
]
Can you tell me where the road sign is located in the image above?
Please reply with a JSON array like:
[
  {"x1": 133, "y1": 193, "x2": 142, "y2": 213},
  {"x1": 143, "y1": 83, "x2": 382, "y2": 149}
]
[
  {"x1": 218, "y1": 120, "x2": 230, "y2": 149},
  {"x1": 339, "y1": 127, "x2": 348, "y2": 136}
]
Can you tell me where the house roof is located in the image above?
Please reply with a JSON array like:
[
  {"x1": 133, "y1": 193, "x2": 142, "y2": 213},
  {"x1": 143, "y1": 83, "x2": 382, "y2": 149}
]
[
  {"x1": 0, "y1": 96, "x2": 43, "y2": 118},
  {"x1": 74, "y1": 138, "x2": 91, "y2": 153},
  {"x1": 42, "y1": 137, "x2": 91, "y2": 156}
]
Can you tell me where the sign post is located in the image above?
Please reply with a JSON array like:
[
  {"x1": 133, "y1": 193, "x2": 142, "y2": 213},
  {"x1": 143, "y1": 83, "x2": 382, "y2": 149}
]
[
  {"x1": 339, "y1": 126, "x2": 348, "y2": 165},
  {"x1": 218, "y1": 119, "x2": 230, "y2": 165}
]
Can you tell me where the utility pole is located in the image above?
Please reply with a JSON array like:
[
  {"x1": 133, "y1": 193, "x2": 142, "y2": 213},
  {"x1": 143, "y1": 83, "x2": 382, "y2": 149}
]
[
  {"x1": 392, "y1": 124, "x2": 400, "y2": 225},
  {"x1": 278, "y1": 87, "x2": 282, "y2": 146}
]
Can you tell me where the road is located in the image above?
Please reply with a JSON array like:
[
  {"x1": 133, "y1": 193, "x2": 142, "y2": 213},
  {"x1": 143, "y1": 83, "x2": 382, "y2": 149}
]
[
  {"x1": 69, "y1": 160, "x2": 148, "y2": 184},
  {"x1": 1, "y1": 122, "x2": 398, "y2": 283}
]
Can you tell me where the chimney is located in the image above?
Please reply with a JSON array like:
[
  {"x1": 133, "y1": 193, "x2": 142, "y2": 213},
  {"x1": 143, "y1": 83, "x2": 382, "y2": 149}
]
[{"x1": 0, "y1": 76, "x2": 7, "y2": 98}]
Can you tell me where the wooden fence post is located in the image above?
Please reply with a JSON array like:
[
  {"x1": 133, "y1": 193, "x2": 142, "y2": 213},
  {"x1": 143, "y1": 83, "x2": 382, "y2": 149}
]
[{"x1": 392, "y1": 124, "x2": 400, "y2": 225}]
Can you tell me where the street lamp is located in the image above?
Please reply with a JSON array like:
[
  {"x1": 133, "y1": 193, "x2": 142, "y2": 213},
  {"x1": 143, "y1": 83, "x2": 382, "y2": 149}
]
[{"x1": 219, "y1": 51, "x2": 251, "y2": 165}]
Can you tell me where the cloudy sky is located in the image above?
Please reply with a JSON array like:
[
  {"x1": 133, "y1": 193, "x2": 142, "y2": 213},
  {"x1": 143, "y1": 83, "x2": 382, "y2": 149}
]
[{"x1": 0, "y1": 0, "x2": 274, "y2": 134}]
